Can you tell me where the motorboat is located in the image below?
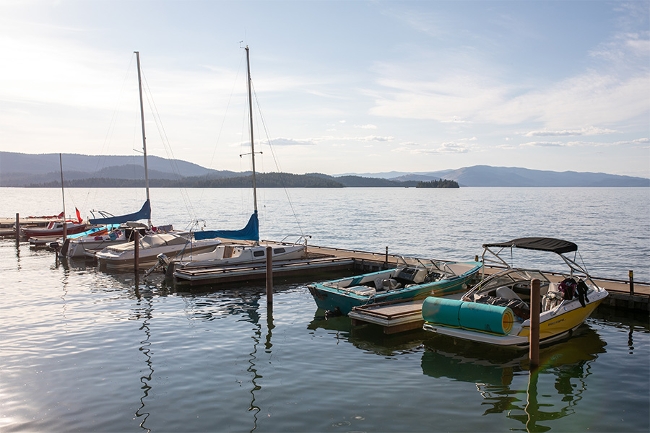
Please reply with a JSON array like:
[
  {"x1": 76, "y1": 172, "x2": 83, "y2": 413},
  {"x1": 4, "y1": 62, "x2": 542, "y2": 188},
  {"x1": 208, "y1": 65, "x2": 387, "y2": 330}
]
[
  {"x1": 307, "y1": 258, "x2": 483, "y2": 316},
  {"x1": 22, "y1": 220, "x2": 88, "y2": 239},
  {"x1": 60, "y1": 202, "x2": 153, "y2": 258},
  {"x1": 422, "y1": 237, "x2": 608, "y2": 347},
  {"x1": 62, "y1": 222, "x2": 149, "y2": 258}
]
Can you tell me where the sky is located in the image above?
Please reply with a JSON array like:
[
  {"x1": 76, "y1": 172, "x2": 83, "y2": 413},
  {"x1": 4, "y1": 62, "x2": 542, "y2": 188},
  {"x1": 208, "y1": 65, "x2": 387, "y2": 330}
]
[{"x1": 0, "y1": 0, "x2": 649, "y2": 178}]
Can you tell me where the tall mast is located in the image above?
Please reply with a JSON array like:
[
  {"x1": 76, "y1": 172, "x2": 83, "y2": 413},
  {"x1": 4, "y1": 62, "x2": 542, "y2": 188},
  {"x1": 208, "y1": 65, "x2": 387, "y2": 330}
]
[
  {"x1": 134, "y1": 51, "x2": 152, "y2": 227},
  {"x1": 245, "y1": 46, "x2": 258, "y2": 214},
  {"x1": 59, "y1": 153, "x2": 67, "y2": 240}
]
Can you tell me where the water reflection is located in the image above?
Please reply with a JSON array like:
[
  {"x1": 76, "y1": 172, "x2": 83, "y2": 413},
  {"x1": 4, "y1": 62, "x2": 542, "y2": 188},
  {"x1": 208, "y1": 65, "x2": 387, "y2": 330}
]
[
  {"x1": 179, "y1": 289, "x2": 264, "y2": 322},
  {"x1": 308, "y1": 309, "x2": 430, "y2": 356},
  {"x1": 176, "y1": 288, "x2": 270, "y2": 433},
  {"x1": 131, "y1": 283, "x2": 154, "y2": 432},
  {"x1": 421, "y1": 326, "x2": 607, "y2": 432}
]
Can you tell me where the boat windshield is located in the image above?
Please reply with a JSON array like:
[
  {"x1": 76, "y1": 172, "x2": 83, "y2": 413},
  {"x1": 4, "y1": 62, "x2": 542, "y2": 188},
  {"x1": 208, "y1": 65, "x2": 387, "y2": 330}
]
[{"x1": 474, "y1": 269, "x2": 550, "y2": 294}]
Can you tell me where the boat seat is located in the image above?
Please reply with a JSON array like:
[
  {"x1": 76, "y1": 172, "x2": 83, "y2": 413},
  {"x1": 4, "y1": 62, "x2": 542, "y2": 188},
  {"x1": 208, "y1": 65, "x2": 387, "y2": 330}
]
[
  {"x1": 495, "y1": 286, "x2": 521, "y2": 301},
  {"x1": 374, "y1": 277, "x2": 400, "y2": 291},
  {"x1": 542, "y1": 282, "x2": 555, "y2": 296}
]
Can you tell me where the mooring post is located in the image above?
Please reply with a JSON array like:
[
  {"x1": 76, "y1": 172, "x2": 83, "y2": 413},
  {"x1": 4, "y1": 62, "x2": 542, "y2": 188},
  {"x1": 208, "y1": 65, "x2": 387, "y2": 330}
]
[
  {"x1": 134, "y1": 230, "x2": 140, "y2": 273},
  {"x1": 529, "y1": 278, "x2": 540, "y2": 369},
  {"x1": 15, "y1": 213, "x2": 20, "y2": 243},
  {"x1": 266, "y1": 246, "x2": 273, "y2": 306},
  {"x1": 385, "y1": 246, "x2": 388, "y2": 264},
  {"x1": 629, "y1": 270, "x2": 634, "y2": 295}
]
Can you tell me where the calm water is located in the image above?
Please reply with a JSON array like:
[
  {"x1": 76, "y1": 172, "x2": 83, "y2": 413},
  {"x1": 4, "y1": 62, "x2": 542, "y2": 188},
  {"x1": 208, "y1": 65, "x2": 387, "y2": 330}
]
[{"x1": 1, "y1": 187, "x2": 649, "y2": 432}]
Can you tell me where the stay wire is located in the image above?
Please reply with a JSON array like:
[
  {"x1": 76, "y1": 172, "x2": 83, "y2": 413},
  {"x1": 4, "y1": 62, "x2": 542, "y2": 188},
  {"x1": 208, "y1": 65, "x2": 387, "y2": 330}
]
[
  {"x1": 250, "y1": 81, "x2": 306, "y2": 238},
  {"x1": 140, "y1": 68, "x2": 198, "y2": 227},
  {"x1": 200, "y1": 50, "x2": 247, "y2": 205},
  {"x1": 83, "y1": 55, "x2": 139, "y2": 212}
]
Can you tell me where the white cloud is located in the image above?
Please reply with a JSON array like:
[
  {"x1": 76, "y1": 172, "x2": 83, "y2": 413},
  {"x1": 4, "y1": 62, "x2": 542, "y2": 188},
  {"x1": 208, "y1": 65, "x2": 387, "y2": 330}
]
[
  {"x1": 393, "y1": 139, "x2": 472, "y2": 154},
  {"x1": 525, "y1": 126, "x2": 617, "y2": 137},
  {"x1": 521, "y1": 141, "x2": 566, "y2": 147},
  {"x1": 263, "y1": 137, "x2": 316, "y2": 146}
]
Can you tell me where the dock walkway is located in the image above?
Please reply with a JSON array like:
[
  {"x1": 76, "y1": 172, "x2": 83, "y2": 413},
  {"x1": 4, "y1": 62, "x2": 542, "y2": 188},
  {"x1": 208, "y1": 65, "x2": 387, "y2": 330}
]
[
  {"x1": 307, "y1": 244, "x2": 648, "y2": 333},
  {"x1": 307, "y1": 243, "x2": 648, "y2": 303}
]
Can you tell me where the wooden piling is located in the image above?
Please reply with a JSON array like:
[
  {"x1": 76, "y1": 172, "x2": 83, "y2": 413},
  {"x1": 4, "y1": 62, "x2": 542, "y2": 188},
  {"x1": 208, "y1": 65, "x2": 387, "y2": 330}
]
[
  {"x1": 15, "y1": 213, "x2": 20, "y2": 243},
  {"x1": 629, "y1": 270, "x2": 634, "y2": 295},
  {"x1": 266, "y1": 246, "x2": 273, "y2": 306},
  {"x1": 134, "y1": 230, "x2": 140, "y2": 273},
  {"x1": 529, "y1": 278, "x2": 540, "y2": 369}
]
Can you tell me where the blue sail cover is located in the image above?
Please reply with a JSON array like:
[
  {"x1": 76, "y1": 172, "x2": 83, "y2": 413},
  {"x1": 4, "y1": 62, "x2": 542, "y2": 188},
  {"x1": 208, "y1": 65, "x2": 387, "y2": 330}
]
[
  {"x1": 194, "y1": 211, "x2": 259, "y2": 242},
  {"x1": 66, "y1": 224, "x2": 121, "y2": 239},
  {"x1": 88, "y1": 200, "x2": 151, "y2": 225}
]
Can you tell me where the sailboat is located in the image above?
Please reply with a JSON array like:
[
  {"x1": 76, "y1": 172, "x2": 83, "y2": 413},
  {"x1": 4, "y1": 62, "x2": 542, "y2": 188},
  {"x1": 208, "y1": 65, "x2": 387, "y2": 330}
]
[
  {"x1": 24, "y1": 154, "x2": 87, "y2": 242},
  {"x1": 164, "y1": 46, "x2": 307, "y2": 274},
  {"x1": 94, "y1": 51, "x2": 221, "y2": 271},
  {"x1": 62, "y1": 205, "x2": 151, "y2": 258}
]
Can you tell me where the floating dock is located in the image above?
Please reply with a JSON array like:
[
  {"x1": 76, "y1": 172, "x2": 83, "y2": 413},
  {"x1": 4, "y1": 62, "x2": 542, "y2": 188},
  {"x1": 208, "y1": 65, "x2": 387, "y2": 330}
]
[
  {"x1": 348, "y1": 272, "x2": 648, "y2": 334},
  {"x1": 0, "y1": 215, "x2": 62, "y2": 238},
  {"x1": 169, "y1": 242, "x2": 648, "y2": 315},
  {"x1": 169, "y1": 243, "x2": 406, "y2": 287},
  {"x1": 349, "y1": 299, "x2": 427, "y2": 334},
  {"x1": 3, "y1": 227, "x2": 647, "y2": 314},
  {"x1": 172, "y1": 255, "x2": 355, "y2": 286}
]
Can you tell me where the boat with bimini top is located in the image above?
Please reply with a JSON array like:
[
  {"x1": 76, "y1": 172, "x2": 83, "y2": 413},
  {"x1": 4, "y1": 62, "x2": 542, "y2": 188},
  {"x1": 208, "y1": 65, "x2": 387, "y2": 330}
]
[{"x1": 422, "y1": 237, "x2": 608, "y2": 347}]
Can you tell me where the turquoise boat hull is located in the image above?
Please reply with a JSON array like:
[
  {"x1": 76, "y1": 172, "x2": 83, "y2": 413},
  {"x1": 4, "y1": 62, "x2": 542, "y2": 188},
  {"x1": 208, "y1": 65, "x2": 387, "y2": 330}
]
[{"x1": 307, "y1": 261, "x2": 482, "y2": 315}]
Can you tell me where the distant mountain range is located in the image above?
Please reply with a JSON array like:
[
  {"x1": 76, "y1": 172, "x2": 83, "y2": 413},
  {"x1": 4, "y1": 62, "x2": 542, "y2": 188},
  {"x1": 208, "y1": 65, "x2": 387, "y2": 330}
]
[
  {"x1": 351, "y1": 165, "x2": 650, "y2": 187},
  {"x1": 1, "y1": 151, "x2": 648, "y2": 187}
]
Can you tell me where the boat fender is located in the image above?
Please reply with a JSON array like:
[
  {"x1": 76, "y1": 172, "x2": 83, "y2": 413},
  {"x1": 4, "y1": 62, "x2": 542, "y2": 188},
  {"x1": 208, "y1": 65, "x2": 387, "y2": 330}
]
[
  {"x1": 422, "y1": 297, "x2": 514, "y2": 335},
  {"x1": 458, "y1": 302, "x2": 514, "y2": 335}
]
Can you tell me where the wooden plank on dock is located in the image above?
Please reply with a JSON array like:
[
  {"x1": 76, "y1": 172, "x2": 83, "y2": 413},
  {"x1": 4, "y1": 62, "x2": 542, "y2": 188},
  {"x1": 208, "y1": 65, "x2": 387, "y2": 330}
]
[{"x1": 349, "y1": 300, "x2": 426, "y2": 334}]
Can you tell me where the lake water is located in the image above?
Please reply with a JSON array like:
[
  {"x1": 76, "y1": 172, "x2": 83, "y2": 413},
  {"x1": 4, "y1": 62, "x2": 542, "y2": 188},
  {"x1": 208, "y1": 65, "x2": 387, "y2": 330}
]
[{"x1": 1, "y1": 187, "x2": 649, "y2": 432}]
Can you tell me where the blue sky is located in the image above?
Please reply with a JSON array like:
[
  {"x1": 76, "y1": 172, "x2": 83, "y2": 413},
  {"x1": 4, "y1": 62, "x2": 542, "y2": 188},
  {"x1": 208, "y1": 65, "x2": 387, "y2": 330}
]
[{"x1": 1, "y1": 0, "x2": 648, "y2": 177}]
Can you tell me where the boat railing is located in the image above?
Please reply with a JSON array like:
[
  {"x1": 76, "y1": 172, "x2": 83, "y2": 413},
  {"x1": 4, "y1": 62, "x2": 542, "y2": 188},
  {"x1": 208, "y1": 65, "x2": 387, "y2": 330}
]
[
  {"x1": 186, "y1": 219, "x2": 208, "y2": 232},
  {"x1": 279, "y1": 234, "x2": 312, "y2": 246}
]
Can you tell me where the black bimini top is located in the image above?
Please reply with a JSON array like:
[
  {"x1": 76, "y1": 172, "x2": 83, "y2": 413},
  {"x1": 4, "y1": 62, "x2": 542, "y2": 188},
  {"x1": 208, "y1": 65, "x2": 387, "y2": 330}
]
[{"x1": 482, "y1": 237, "x2": 578, "y2": 255}]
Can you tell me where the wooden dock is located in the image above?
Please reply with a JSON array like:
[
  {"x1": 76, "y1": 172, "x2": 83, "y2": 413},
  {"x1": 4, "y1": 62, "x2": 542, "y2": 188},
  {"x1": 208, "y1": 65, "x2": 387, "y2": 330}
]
[
  {"x1": 0, "y1": 215, "x2": 61, "y2": 238},
  {"x1": 302, "y1": 244, "x2": 649, "y2": 334},
  {"x1": 349, "y1": 299, "x2": 427, "y2": 334},
  {"x1": 308, "y1": 244, "x2": 648, "y2": 299},
  {"x1": 347, "y1": 271, "x2": 648, "y2": 334},
  {"x1": 171, "y1": 242, "x2": 649, "y2": 310},
  {"x1": 4, "y1": 228, "x2": 647, "y2": 314},
  {"x1": 172, "y1": 255, "x2": 355, "y2": 287}
]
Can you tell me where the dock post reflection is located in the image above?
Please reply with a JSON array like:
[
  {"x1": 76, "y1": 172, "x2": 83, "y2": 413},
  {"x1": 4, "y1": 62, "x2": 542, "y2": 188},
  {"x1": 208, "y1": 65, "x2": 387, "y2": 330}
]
[
  {"x1": 525, "y1": 369, "x2": 540, "y2": 432},
  {"x1": 133, "y1": 288, "x2": 153, "y2": 432},
  {"x1": 248, "y1": 313, "x2": 262, "y2": 432}
]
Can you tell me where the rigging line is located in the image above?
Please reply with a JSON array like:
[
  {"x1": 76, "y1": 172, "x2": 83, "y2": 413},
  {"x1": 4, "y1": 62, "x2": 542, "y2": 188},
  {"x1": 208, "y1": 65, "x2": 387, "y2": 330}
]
[
  {"x1": 140, "y1": 69, "x2": 197, "y2": 223},
  {"x1": 250, "y1": 82, "x2": 306, "y2": 238},
  {"x1": 85, "y1": 55, "x2": 138, "y2": 209},
  {"x1": 200, "y1": 50, "x2": 247, "y2": 204}
]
